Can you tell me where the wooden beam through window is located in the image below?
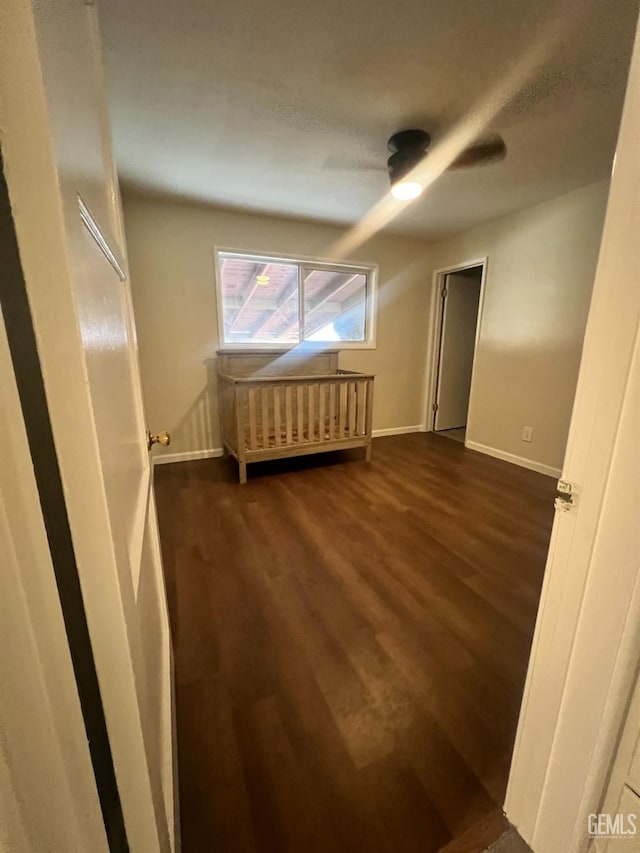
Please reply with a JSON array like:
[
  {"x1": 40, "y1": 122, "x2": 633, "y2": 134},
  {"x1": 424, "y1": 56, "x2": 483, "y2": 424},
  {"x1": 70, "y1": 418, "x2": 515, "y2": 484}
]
[
  {"x1": 305, "y1": 289, "x2": 366, "y2": 337},
  {"x1": 229, "y1": 263, "x2": 272, "y2": 331},
  {"x1": 280, "y1": 272, "x2": 362, "y2": 338},
  {"x1": 250, "y1": 271, "x2": 299, "y2": 338},
  {"x1": 250, "y1": 268, "x2": 322, "y2": 340}
]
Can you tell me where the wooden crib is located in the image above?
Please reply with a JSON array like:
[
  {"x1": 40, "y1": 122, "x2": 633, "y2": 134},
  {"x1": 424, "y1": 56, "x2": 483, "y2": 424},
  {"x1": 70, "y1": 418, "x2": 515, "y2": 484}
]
[{"x1": 217, "y1": 350, "x2": 374, "y2": 483}]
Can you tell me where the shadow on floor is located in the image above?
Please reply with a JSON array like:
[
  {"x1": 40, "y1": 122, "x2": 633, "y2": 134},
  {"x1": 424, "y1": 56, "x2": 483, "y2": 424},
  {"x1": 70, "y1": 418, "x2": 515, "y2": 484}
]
[{"x1": 485, "y1": 827, "x2": 532, "y2": 852}]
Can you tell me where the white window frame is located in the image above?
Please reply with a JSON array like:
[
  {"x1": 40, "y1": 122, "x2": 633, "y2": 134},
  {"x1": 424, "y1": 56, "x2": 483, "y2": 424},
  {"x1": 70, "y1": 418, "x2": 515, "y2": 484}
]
[{"x1": 213, "y1": 247, "x2": 378, "y2": 351}]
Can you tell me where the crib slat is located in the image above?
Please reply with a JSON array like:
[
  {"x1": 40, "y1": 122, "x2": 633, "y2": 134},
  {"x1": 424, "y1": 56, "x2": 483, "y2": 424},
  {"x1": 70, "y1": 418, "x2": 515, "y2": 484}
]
[
  {"x1": 273, "y1": 385, "x2": 282, "y2": 446},
  {"x1": 261, "y1": 387, "x2": 270, "y2": 448},
  {"x1": 328, "y1": 383, "x2": 336, "y2": 440},
  {"x1": 285, "y1": 386, "x2": 293, "y2": 445},
  {"x1": 356, "y1": 380, "x2": 366, "y2": 436},
  {"x1": 308, "y1": 383, "x2": 316, "y2": 442},
  {"x1": 338, "y1": 382, "x2": 347, "y2": 437},
  {"x1": 318, "y1": 383, "x2": 326, "y2": 442},
  {"x1": 248, "y1": 387, "x2": 258, "y2": 450},
  {"x1": 297, "y1": 385, "x2": 304, "y2": 443},
  {"x1": 365, "y1": 378, "x2": 374, "y2": 435},
  {"x1": 348, "y1": 382, "x2": 357, "y2": 436},
  {"x1": 236, "y1": 386, "x2": 246, "y2": 456}
]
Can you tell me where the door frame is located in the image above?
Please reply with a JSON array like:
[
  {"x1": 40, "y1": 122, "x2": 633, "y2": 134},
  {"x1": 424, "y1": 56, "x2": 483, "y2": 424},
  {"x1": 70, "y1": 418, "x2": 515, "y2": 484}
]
[{"x1": 422, "y1": 256, "x2": 488, "y2": 434}]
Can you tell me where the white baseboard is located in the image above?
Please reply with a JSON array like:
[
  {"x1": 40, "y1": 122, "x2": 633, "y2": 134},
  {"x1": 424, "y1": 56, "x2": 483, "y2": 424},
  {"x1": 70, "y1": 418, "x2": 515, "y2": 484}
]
[
  {"x1": 152, "y1": 447, "x2": 224, "y2": 466},
  {"x1": 465, "y1": 439, "x2": 561, "y2": 478},
  {"x1": 150, "y1": 436, "x2": 560, "y2": 478},
  {"x1": 153, "y1": 428, "x2": 426, "y2": 464},
  {"x1": 372, "y1": 424, "x2": 424, "y2": 438}
]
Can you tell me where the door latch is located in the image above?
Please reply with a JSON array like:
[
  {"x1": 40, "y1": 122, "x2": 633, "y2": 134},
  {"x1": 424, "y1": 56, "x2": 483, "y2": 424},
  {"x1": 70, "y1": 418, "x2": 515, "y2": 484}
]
[{"x1": 555, "y1": 479, "x2": 580, "y2": 513}]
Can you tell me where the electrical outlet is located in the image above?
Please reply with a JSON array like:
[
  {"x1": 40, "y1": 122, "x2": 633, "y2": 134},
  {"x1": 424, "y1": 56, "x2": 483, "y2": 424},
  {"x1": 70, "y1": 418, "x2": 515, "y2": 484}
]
[{"x1": 522, "y1": 426, "x2": 534, "y2": 443}]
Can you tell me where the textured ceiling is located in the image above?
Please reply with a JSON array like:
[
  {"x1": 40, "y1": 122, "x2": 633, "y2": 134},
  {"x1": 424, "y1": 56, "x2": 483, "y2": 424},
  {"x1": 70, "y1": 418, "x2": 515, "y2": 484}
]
[{"x1": 99, "y1": 0, "x2": 639, "y2": 238}]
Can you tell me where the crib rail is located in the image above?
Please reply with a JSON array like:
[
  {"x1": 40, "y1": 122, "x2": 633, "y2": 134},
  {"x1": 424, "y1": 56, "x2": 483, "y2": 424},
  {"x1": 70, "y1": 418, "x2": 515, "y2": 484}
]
[{"x1": 220, "y1": 371, "x2": 374, "y2": 455}]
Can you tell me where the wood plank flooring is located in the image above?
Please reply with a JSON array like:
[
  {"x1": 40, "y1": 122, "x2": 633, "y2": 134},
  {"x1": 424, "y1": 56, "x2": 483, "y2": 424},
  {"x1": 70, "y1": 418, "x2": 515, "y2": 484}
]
[{"x1": 154, "y1": 433, "x2": 556, "y2": 852}]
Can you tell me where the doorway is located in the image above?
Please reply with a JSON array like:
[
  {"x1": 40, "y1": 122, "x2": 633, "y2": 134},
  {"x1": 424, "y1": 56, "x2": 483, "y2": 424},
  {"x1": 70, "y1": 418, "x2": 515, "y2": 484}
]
[{"x1": 430, "y1": 261, "x2": 485, "y2": 443}]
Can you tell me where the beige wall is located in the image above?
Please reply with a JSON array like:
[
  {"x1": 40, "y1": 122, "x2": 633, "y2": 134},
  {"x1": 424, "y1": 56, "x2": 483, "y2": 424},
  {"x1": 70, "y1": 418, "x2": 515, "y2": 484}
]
[
  {"x1": 125, "y1": 180, "x2": 608, "y2": 470},
  {"x1": 430, "y1": 179, "x2": 609, "y2": 473},
  {"x1": 124, "y1": 192, "x2": 434, "y2": 456}
]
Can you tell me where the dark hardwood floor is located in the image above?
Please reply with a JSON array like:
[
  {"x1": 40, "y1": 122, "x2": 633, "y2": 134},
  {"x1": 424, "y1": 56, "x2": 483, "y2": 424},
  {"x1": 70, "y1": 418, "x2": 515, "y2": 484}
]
[{"x1": 154, "y1": 433, "x2": 556, "y2": 852}]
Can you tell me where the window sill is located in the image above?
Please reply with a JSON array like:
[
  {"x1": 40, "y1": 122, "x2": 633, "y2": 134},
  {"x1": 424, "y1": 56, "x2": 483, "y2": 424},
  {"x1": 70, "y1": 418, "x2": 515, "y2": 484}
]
[{"x1": 216, "y1": 342, "x2": 377, "y2": 353}]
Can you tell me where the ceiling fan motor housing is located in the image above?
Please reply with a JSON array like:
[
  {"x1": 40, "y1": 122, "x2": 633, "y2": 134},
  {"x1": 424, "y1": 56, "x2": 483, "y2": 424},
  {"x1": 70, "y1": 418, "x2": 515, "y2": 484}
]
[{"x1": 387, "y1": 129, "x2": 431, "y2": 183}]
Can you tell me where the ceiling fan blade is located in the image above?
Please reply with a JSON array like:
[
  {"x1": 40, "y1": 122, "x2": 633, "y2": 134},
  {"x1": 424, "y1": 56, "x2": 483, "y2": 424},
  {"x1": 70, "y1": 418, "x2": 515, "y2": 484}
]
[
  {"x1": 322, "y1": 153, "x2": 386, "y2": 172},
  {"x1": 449, "y1": 137, "x2": 507, "y2": 170},
  {"x1": 323, "y1": 130, "x2": 506, "y2": 180}
]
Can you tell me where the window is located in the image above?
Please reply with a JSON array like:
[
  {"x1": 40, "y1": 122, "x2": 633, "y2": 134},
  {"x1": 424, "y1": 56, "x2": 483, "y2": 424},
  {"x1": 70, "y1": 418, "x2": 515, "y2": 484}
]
[{"x1": 215, "y1": 250, "x2": 377, "y2": 349}]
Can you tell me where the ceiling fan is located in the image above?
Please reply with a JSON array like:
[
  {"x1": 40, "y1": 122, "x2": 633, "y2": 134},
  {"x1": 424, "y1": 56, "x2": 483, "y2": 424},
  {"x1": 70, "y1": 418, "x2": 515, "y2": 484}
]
[
  {"x1": 325, "y1": 128, "x2": 507, "y2": 200},
  {"x1": 387, "y1": 129, "x2": 506, "y2": 198}
]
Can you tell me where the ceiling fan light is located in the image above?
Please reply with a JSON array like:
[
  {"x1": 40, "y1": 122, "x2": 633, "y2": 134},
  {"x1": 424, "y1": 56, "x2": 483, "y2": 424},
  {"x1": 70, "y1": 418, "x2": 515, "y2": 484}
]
[{"x1": 391, "y1": 181, "x2": 423, "y2": 200}]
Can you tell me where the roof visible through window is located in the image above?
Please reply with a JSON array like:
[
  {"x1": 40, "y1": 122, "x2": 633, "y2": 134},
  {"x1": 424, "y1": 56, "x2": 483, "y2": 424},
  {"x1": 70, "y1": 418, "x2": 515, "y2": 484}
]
[{"x1": 216, "y1": 251, "x2": 376, "y2": 348}]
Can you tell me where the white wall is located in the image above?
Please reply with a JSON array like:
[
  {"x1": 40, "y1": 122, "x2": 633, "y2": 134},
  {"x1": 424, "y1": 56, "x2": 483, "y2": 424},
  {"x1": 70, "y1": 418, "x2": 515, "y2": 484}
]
[
  {"x1": 431, "y1": 180, "x2": 609, "y2": 473},
  {"x1": 123, "y1": 193, "x2": 434, "y2": 458}
]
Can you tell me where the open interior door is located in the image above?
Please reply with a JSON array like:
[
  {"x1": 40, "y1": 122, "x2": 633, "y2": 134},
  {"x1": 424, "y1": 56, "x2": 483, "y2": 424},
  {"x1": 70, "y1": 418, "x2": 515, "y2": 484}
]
[
  {"x1": 0, "y1": 1, "x2": 174, "y2": 850},
  {"x1": 434, "y1": 272, "x2": 482, "y2": 431}
]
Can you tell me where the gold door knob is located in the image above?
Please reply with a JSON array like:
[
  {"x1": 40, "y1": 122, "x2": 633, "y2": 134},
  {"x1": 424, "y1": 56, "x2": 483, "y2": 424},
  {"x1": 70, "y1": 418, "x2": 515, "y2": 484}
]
[{"x1": 147, "y1": 430, "x2": 171, "y2": 451}]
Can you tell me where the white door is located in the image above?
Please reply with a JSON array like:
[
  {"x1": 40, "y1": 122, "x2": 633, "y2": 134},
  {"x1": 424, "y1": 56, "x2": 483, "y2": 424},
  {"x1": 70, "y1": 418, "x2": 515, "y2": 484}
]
[
  {"x1": 598, "y1": 671, "x2": 640, "y2": 853},
  {"x1": 434, "y1": 271, "x2": 482, "y2": 430},
  {"x1": 0, "y1": 304, "x2": 109, "y2": 852},
  {"x1": 0, "y1": 2, "x2": 174, "y2": 851}
]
